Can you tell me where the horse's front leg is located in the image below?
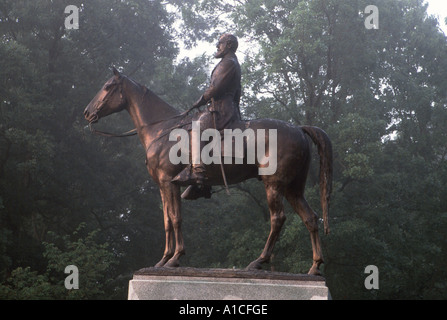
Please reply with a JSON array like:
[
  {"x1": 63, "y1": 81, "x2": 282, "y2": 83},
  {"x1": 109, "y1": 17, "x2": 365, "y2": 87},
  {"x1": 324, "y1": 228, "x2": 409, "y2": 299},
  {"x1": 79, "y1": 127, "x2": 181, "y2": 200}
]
[
  {"x1": 154, "y1": 210, "x2": 174, "y2": 267},
  {"x1": 158, "y1": 182, "x2": 184, "y2": 268}
]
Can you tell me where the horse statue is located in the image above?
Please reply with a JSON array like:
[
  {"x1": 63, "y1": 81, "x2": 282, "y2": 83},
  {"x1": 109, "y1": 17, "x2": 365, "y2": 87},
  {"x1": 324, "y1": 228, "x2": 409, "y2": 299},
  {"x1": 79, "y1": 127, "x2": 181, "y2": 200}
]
[{"x1": 83, "y1": 68, "x2": 333, "y2": 275}]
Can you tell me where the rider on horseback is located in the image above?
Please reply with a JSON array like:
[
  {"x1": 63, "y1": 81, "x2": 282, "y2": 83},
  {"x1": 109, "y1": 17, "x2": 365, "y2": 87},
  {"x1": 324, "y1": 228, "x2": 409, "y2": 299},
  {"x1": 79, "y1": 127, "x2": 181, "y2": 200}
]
[{"x1": 171, "y1": 33, "x2": 242, "y2": 200}]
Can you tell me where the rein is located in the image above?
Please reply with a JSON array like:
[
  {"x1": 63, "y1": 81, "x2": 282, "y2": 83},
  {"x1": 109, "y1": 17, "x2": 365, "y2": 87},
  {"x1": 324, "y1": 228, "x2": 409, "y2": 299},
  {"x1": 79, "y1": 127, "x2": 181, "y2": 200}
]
[
  {"x1": 88, "y1": 112, "x2": 189, "y2": 139},
  {"x1": 89, "y1": 122, "x2": 138, "y2": 138}
]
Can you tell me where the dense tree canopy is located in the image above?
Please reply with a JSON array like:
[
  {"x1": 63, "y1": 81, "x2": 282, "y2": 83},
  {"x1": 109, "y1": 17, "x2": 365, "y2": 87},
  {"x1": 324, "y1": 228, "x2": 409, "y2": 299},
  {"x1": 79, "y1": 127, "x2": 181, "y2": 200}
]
[{"x1": 1, "y1": 0, "x2": 446, "y2": 299}]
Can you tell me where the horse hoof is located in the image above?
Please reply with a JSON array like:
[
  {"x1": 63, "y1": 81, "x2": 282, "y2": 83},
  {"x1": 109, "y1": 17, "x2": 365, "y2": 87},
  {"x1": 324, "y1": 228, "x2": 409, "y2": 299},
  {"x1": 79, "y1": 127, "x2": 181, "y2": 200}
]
[
  {"x1": 154, "y1": 255, "x2": 173, "y2": 268},
  {"x1": 246, "y1": 260, "x2": 263, "y2": 270},
  {"x1": 307, "y1": 264, "x2": 322, "y2": 276},
  {"x1": 164, "y1": 259, "x2": 180, "y2": 268}
]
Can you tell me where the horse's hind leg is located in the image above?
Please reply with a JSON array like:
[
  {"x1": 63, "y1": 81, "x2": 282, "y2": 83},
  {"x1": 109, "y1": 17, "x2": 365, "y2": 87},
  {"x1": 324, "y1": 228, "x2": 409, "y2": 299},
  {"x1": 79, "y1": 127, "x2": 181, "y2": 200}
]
[
  {"x1": 286, "y1": 193, "x2": 324, "y2": 275},
  {"x1": 247, "y1": 184, "x2": 286, "y2": 270}
]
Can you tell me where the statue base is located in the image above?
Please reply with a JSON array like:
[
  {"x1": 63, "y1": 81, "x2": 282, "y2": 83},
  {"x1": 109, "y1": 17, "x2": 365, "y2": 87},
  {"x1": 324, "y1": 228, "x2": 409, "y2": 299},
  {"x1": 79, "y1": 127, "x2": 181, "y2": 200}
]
[{"x1": 128, "y1": 267, "x2": 331, "y2": 300}]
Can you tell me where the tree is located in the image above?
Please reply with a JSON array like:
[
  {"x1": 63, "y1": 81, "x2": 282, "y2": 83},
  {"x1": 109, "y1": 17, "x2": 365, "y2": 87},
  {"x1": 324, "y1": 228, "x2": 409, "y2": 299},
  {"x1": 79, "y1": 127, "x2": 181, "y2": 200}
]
[{"x1": 0, "y1": 224, "x2": 116, "y2": 299}]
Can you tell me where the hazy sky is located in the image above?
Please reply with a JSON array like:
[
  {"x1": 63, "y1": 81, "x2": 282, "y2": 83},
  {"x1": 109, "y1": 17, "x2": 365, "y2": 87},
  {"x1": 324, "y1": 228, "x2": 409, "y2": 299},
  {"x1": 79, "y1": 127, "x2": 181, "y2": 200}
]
[
  {"x1": 180, "y1": 1, "x2": 447, "y2": 61},
  {"x1": 426, "y1": 0, "x2": 447, "y2": 34}
]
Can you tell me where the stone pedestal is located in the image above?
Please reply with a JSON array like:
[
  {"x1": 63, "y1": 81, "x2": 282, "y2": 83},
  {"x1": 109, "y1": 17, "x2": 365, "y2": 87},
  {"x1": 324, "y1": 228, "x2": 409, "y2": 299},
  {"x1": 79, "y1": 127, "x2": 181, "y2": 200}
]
[{"x1": 128, "y1": 267, "x2": 330, "y2": 300}]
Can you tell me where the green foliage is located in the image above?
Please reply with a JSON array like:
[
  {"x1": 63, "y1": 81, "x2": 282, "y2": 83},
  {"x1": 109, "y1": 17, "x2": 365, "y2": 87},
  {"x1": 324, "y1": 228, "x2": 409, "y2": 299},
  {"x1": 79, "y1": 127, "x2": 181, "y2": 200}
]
[
  {"x1": 0, "y1": 267, "x2": 55, "y2": 300},
  {"x1": 0, "y1": 224, "x2": 116, "y2": 299}
]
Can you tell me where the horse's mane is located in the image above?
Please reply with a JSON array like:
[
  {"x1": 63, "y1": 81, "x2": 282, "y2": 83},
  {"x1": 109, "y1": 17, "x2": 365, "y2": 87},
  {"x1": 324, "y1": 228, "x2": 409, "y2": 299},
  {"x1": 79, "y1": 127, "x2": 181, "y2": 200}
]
[
  {"x1": 126, "y1": 76, "x2": 179, "y2": 113},
  {"x1": 122, "y1": 74, "x2": 180, "y2": 116}
]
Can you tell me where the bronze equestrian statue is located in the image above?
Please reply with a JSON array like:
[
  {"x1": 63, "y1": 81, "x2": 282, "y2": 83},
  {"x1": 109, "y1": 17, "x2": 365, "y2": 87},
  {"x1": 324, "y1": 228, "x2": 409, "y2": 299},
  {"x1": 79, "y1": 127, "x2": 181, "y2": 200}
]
[{"x1": 83, "y1": 34, "x2": 333, "y2": 275}]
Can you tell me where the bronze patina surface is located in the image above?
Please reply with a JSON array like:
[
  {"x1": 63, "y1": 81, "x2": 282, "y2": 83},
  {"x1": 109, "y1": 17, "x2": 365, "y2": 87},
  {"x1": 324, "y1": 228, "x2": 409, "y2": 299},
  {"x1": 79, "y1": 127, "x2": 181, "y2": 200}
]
[{"x1": 83, "y1": 35, "x2": 333, "y2": 275}]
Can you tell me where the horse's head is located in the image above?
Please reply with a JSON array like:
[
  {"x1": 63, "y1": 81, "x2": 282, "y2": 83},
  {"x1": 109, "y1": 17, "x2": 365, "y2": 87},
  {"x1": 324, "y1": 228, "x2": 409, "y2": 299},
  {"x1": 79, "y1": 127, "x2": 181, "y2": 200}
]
[{"x1": 84, "y1": 67, "x2": 127, "y2": 123}]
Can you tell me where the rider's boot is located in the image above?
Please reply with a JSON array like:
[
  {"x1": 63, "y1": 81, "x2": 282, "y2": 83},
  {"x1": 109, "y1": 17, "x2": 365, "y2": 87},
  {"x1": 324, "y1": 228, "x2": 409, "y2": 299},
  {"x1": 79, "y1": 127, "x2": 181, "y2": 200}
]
[{"x1": 171, "y1": 163, "x2": 207, "y2": 186}]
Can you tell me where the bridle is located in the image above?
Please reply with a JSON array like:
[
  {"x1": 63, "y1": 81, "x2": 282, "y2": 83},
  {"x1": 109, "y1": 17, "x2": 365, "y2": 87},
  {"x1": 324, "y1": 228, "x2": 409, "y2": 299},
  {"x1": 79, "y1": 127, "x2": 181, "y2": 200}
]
[
  {"x1": 87, "y1": 76, "x2": 190, "y2": 139},
  {"x1": 88, "y1": 78, "x2": 138, "y2": 138},
  {"x1": 89, "y1": 122, "x2": 138, "y2": 138}
]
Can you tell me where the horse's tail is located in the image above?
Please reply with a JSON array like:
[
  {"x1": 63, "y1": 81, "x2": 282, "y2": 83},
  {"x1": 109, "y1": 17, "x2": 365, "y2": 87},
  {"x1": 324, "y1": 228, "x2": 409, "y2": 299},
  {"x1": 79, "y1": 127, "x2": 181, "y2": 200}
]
[{"x1": 302, "y1": 126, "x2": 333, "y2": 235}]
